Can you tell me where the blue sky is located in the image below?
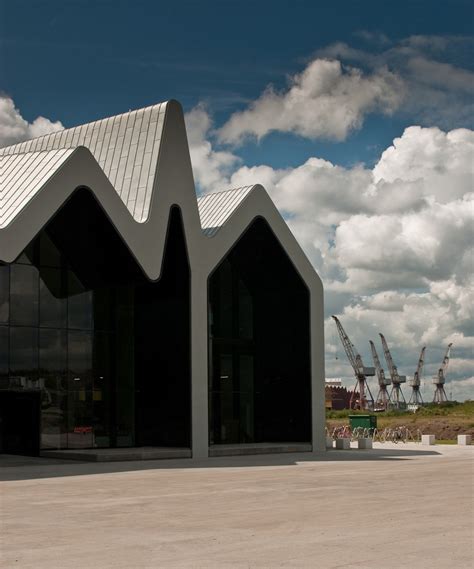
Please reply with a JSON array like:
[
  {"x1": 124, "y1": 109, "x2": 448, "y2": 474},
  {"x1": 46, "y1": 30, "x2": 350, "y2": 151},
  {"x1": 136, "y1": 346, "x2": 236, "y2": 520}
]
[
  {"x1": 1, "y1": 0, "x2": 473, "y2": 400},
  {"x1": 1, "y1": 0, "x2": 472, "y2": 167}
]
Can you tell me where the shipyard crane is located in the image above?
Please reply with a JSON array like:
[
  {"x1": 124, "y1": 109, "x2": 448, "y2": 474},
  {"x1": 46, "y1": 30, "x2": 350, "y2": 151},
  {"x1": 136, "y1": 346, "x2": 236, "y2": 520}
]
[
  {"x1": 408, "y1": 347, "x2": 426, "y2": 406},
  {"x1": 332, "y1": 316, "x2": 375, "y2": 410},
  {"x1": 379, "y1": 333, "x2": 407, "y2": 409},
  {"x1": 370, "y1": 340, "x2": 392, "y2": 411},
  {"x1": 433, "y1": 343, "x2": 452, "y2": 403}
]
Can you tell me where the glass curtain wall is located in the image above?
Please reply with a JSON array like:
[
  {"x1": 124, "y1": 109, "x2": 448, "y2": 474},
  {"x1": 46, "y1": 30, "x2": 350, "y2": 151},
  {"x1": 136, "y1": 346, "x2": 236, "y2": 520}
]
[
  {"x1": 208, "y1": 219, "x2": 311, "y2": 446},
  {"x1": 0, "y1": 193, "x2": 191, "y2": 452},
  {"x1": 0, "y1": 232, "x2": 134, "y2": 450}
]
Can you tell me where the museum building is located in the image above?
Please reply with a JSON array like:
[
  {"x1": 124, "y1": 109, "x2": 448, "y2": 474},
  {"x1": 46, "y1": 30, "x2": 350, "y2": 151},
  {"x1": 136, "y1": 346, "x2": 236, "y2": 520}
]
[{"x1": 0, "y1": 100, "x2": 325, "y2": 459}]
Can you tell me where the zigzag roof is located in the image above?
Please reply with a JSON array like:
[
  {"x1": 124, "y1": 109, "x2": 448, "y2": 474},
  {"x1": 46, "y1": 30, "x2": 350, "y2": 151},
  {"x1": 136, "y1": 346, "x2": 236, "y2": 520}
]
[
  {"x1": 0, "y1": 103, "x2": 166, "y2": 223},
  {"x1": 0, "y1": 100, "x2": 319, "y2": 298}
]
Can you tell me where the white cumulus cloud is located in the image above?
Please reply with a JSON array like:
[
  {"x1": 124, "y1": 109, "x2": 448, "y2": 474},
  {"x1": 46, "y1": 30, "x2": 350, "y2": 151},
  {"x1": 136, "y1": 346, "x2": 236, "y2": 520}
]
[
  {"x1": 186, "y1": 105, "x2": 474, "y2": 399},
  {"x1": 218, "y1": 59, "x2": 403, "y2": 144},
  {"x1": 0, "y1": 96, "x2": 64, "y2": 148}
]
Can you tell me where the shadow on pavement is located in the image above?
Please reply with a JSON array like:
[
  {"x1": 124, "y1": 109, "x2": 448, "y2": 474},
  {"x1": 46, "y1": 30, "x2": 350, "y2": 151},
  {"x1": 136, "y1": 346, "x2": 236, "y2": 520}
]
[{"x1": 0, "y1": 447, "x2": 443, "y2": 481}]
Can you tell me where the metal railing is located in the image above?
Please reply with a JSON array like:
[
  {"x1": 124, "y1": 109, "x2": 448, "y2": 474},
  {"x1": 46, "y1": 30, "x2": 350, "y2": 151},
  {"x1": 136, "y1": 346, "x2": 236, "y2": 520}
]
[{"x1": 326, "y1": 425, "x2": 422, "y2": 443}]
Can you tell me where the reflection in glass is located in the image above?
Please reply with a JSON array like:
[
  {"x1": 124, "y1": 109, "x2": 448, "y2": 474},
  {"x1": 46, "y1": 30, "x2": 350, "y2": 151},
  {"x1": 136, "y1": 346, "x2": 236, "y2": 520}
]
[
  {"x1": 67, "y1": 330, "x2": 93, "y2": 448},
  {"x1": 39, "y1": 329, "x2": 67, "y2": 448},
  {"x1": 68, "y1": 330, "x2": 93, "y2": 388},
  {"x1": 10, "y1": 265, "x2": 39, "y2": 326},
  {"x1": 68, "y1": 390, "x2": 93, "y2": 448}
]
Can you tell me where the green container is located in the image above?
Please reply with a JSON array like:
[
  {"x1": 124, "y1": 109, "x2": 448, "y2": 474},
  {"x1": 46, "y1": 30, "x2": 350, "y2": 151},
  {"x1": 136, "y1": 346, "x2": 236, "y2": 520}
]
[{"x1": 349, "y1": 415, "x2": 377, "y2": 433}]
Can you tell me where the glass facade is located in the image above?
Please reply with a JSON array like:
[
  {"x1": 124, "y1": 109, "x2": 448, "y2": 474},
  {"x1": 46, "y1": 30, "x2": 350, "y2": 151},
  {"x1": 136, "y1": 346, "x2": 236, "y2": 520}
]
[
  {"x1": 0, "y1": 232, "x2": 135, "y2": 450},
  {"x1": 0, "y1": 191, "x2": 191, "y2": 452},
  {"x1": 0, "y1": 190, "x2": 310, "y2": 455},
  {"x1": 208, "y1": 219, "x2": 311, "y2": 445}
]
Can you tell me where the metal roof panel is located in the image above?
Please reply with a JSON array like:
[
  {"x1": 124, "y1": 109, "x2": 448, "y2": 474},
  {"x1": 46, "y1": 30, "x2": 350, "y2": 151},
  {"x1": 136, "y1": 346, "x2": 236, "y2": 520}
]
[
  {"x1": 0, "y1": 102, "x2": 167, "y2": 222},
  {"x1": 197, "y1": 186, "x2": 255, "y2": 236}
]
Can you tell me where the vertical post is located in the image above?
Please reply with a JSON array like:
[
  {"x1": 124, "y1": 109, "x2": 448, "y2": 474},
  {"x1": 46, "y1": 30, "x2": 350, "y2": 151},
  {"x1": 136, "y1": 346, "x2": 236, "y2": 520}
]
[
  {"x1": 190, "y1": 268, "x2": 209, "y2": 459},
  {"x1": 311, "y1": 285, "x2": 326, "y2": 452}
]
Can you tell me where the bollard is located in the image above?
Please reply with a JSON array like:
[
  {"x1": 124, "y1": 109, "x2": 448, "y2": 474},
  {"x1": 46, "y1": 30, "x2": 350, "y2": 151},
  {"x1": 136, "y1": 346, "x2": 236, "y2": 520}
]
[
  {"x1": 457, "y1": 434, "x2": 472, "y2": 446},
  {"x1": 335, "y1": 438, "x2": 350, "y2": 450},
  {"x1": 358, "y1": 438, "x2": 373, "y2": 449},
  {"x1": 422, "y1": 434, "x2": 435, "y2": 445},
  {"x1": 326, "y1": 437, "x2": 334, "y2": 449}
]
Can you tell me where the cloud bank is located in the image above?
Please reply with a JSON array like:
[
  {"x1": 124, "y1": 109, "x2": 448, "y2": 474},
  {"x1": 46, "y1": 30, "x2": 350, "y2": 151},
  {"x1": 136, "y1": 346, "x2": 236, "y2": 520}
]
[{"x1": 186, "y1": 104, "x2": 474, "y2": 401}]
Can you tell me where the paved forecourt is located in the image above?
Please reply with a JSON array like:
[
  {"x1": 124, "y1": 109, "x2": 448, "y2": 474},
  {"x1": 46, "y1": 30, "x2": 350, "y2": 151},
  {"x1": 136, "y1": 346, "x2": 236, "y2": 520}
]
[{"x1": 0, "y1": 443, "x2": 472, "y2": 569}]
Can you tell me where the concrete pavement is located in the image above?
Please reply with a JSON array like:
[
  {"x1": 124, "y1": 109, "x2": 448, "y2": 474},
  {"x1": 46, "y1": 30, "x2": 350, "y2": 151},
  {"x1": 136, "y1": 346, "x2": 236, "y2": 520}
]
[{"x1": 1, "y1": 443, "x2": 472, "y2": 569}]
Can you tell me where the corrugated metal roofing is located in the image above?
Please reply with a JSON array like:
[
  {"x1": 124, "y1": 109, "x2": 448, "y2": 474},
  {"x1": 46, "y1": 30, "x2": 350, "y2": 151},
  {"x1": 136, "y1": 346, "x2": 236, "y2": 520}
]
[
  {"x1": 197, "y1": 186, "x2": 254, "y2": 236},
  {"x1": 0, "y1": 148, "x2": 75, "y2": 228},
  {"x1": 0, "y1": 102, "x2": 166, "y2": 223}
]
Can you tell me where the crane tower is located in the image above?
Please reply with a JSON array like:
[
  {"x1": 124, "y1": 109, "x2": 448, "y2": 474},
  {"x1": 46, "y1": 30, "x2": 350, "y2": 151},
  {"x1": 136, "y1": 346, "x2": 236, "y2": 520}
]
[
  {"x1": 379, "y1": 333, "x2": 407, "y2": 409},
  {"x1": 332, "y1": 316, "x2": 375, "y2": 410},
  {"x1": 408, "y1": 347, "x2": 425, "y2": 406},
  {"x1": 370, "y1": 340, "x2": 391, "y2": 411},
  {"x1": 433, "y1": 343, "x2": 452, "y2": 403}
]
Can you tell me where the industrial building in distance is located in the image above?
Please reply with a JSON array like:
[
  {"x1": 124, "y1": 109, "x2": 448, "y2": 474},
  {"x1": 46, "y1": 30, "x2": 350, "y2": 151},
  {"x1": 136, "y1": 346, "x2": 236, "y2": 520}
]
[{"x1": 0, "y1": 100, "x2": 325, "y2": 459}]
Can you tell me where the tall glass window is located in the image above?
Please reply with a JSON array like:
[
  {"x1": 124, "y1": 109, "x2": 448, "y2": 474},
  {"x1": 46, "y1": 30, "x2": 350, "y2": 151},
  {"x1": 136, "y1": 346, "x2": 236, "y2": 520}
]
[
  {"x1": 0, "y1": 199, "x2": 191, "y2": 453},
  {"x1": 0, "y1": 229, "x2": 135, "y2": 450},
  {"x1": 208, "y1": 219, "x2": 311, "y2": 446}
]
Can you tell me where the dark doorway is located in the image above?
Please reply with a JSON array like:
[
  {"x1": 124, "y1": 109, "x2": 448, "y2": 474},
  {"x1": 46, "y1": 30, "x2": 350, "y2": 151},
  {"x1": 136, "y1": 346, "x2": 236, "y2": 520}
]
[
  {"x1": 209, "y1": 218, "x2": 311, "y2": 445},
  {"x1": 0, "y1": 390, "x2": 41, "y2": 456},
  {"x1": 134, "y1": 207, "x2": 191, "y2": 448}
]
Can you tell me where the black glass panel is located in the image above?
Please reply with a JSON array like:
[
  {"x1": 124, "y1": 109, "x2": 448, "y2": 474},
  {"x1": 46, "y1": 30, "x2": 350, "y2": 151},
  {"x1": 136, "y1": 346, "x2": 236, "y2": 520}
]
[
  {"x1": 68, "y1": 330, "x2": 93, "y2": 388},
  {"x1": 9, "y1": 326, "x2": 39, "y2": 387},
  {"x1": 92, "y1": 331, "x2": 113, "y2": 447},
  {"x1": 39, "y1": 329, "x2": 67, "y2": 448},
  {"x1": 94, "y1": 286, "x2": 115, "y2": 332},
  {"x1": 209, "y1": 219, "x2": 311, "y2": 445},
  {"x1": 1, "y1": 196, "x2": 191, "y2": 452},
  {"x1": 238, "y1": 279, "x2": 253, "y2": 339},
  {"x1": 67, "y1": 330, "x2": 93, "y2": 448},
  {"x1": 67, "y1": 390, "x2": 93, "y2": 448},
  {"x1": 0, "y1": 325, "x2": 8, "y2": 388},
  {"x1": 40, "y1": 268, "x2": 67, "y2": 328},
  {"x1": 10, "y1": 264, "x2": 39, "y2": 326},
  {"x1": 0, "y1": 265, "x2": 9, "y2": 324},
  {"x1": 67, "y1": 271, "x2": 92, "y2": 330},
  {"x1": 39, "y1": 232, "x2": 62, "y2": 268}
]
